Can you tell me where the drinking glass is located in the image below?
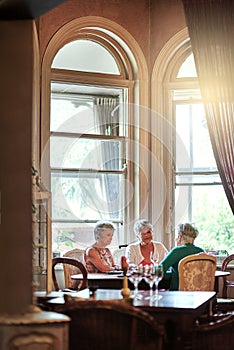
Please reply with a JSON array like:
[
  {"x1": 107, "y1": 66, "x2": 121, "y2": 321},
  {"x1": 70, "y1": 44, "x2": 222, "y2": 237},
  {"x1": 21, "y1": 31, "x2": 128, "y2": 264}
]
[
  {"x1": 128, "y1": 264, "x2": 143, "y2": 299},
  {"x1": 143, "y1": 264, "x2": 157, "y2": 300},
  {"x1": 154, "y1": 264, "x2": 164, "y2": 300}
]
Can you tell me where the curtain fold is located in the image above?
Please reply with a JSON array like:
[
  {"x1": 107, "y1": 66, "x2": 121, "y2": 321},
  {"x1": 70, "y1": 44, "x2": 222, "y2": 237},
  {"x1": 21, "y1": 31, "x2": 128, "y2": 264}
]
[
  {"x1": 182, "y1": 0, "x2": 234, "y2": 214},
  {"x1": 94, "y1": 97, "x2": 119, "y2": 136}
]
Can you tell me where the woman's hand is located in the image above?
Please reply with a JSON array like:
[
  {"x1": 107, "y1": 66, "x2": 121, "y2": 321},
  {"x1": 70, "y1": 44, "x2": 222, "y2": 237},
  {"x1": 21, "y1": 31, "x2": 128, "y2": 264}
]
[{"x1": 113, "y1": 264, "x2": 121, "y2": 270}]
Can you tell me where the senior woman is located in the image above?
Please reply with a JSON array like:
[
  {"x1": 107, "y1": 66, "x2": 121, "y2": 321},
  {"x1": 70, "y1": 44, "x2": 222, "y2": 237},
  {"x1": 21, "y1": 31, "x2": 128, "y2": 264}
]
[
  {"x1": 125, "y1": 219, "x2": 168, "y2": 266},
  {"x1": 160, "y1": 222, "x2": 205, "y2": 290},
  {"x1": 84, "y1": 220, "x2": 120, "y2": 273}
]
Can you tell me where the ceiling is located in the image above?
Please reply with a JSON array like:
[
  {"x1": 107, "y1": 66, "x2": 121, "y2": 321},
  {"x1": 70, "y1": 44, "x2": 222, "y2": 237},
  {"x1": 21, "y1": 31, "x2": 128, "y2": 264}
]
[{"x1": 0, "y1": 0, "x2": 67, "y2": 20}]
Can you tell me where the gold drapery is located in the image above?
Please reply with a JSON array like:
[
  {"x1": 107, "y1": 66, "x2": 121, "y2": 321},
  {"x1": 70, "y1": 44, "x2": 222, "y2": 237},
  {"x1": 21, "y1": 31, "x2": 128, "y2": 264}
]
[{"x1": 182, "y1": 0, "x2": 234, "y2": 214}]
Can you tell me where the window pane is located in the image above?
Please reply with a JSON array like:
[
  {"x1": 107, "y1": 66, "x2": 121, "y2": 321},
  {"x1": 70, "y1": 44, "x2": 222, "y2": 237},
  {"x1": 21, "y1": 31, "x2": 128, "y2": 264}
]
[
  {"x1": 51, "y1": 173, "x2": 124, "y2": 221},
  {"x1": 175, "y1": 52, "x2": 233, "y2": 255},
  {"x1": 51, "y1": 82, "x2": 124, "y2": 136},
  {"x1": 50, "y1": 80, "x2": 127, "y2": 256},
  {"x1": 177, "y1": 53, "x2": 197, "y2": 78},
  {"x1": 176, "y1": 103, "x2": 217, "y2": 171},
  {"x1": 175, "y1": 184, "x2": 234, "y2": 252},
  {"x1": 50, "y1": 99, "x2": 94, "y2": 134},
  {"x1": 52, "y1": 39, "x2": 120, "y2": 74},
  {"x1": 50, "y1": 136, "x2": 124, "y2": 170},
  {"x1": 52, "y1": 222, "x2": 123, "y2": 255}
]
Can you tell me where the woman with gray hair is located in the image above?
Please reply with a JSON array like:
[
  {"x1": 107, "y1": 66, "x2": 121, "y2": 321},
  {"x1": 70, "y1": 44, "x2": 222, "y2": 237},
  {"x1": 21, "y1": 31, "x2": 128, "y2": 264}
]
[
  {"x1": 125, "y1": 219, "x2": 168, "y2": 266},
  {"x1": 84, "y1": 220, "x2": 120, "y2": 273},
  {"x1": 159, "y1": 223, "x2": 205, "y2": 290}
]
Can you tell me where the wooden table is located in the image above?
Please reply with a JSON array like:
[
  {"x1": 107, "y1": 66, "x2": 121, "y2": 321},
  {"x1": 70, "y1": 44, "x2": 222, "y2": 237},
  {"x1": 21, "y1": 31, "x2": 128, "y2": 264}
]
[
  {"x1": 134, "y1": 290, "x2": 215, "y2": 349},
  {"x1": 71, "y1": 272, "x2": 171, "y2": 290},
  {"x1": 72, "y1": 272, "x2": 127, "y2": 289},
  {"x1": 71, "y1": 270, "x2": 229, "y2": 292},
  {"x1": 44, "y1": 288, "x2": 216, "y2": 350},
  {"x1": 214, "y1": 270, "x2": 230, "y2": 293}
]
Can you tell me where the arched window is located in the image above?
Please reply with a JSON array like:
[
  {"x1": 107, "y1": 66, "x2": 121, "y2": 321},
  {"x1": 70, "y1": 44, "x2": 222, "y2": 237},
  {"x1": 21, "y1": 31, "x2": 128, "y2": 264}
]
[
  {"x1": 173, "y1": 51, "x2": 234, "y2": 252},
  {"x1": 152, "y1": 30, "x2": 234, "y2": 253},
  {"x1": 41, "y1": 25, "x2": 137, "y2": 256},
  {"x1": 177, "y1": 53, "x2": 197, "y2": 78},
  {"x1": 52, "y1": 39, "x2": 121, "y2": 74}
]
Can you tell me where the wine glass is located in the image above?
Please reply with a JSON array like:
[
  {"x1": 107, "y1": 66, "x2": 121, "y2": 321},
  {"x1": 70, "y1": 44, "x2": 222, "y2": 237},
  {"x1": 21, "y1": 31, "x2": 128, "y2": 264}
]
[
  {"x1": 128, "y1": 264, "x2": 143, "y2": 300},
  {"x1": 154, "y1": 264, "x2": 164, "y2": 300},
  {"x1": 143, "y1": 264, "x2": 157, "y2": 300}
]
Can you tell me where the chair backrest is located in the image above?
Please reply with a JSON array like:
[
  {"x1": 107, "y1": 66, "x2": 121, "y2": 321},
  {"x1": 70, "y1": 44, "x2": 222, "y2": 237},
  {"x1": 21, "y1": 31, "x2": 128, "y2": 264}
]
[
  {"x1": 52, "y1": 257, "x2": 88, "y2": 291},
  {"x1": 63, "y1": 247, "x2": 85, "y2": 262},
  {"x1": 178, "y1": 253, "x2": 217, "y2": 291},
  {"x1": 221, "y1": 253, "x2": 234, "y2": 298},
  {"x1": 112, "y1": 247, "x2": 126, "y2": 266},
  {"x1": 54, "y1": 297, "x2": 165, "y2": 350},
  {"x1": 63, "y1": 248, "x2": 85, "y2": 288},
  {"x1": 192, "y1": 311, "x2": 234, "y2": 349}
]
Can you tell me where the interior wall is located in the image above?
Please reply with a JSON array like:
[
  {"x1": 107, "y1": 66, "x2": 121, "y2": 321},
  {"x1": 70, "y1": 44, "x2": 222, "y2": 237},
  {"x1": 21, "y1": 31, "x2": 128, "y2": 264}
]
[
  {"x1": 39, "y1": 0, "x2": 186, "y2": 71},
  {"x1": 39, "y1": 0, "x2": 151, "y2": 63},
  {"x1": 150, "y1": 0, "x2": 186, "y2": 71}
]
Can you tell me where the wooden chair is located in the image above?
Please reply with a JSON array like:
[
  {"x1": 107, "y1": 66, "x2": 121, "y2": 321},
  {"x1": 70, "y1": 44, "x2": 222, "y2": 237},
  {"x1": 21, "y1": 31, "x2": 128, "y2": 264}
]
[
  {"x1": 221, "y1": 253, "x2": 234, "y2": 298},
  {"x1": 215, "y1": 254, "x2": 234, "y2": 313},
  {"x1": 192, "y1": 311, "x2": 234, "y2": 349},
  {"x1": 63, "y1": 247, "x2": 85, "y2": 263},
  {"x1": 112, "y1": 247, "x2": 126, "y2": 266},
  {"x1": 178, "y1": 253, "x2": 217, "y2": 291},
  {"x1": 63, "y1": 248, "x2": 86, "y2": 288},
  {"x1": 54, "y1": 297, "x2": 165, "y2": 350},
  {"x1": 52, "y1": 257, "x2": 88, "y2": 291}
]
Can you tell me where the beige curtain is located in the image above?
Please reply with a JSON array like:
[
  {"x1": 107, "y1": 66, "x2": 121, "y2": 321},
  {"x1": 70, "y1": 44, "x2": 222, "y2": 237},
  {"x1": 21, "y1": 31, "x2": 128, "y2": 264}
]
[{"x1": 182, "y1": 0, "x2": 234, "y2": 214}]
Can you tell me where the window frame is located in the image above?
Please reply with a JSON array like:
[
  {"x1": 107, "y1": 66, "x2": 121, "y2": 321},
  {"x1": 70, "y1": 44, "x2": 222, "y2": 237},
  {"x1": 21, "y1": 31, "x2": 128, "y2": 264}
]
[
  {"x1": 50, "y1": 84, "x2": 128, "y2": 227},
  {"x1": 41, "y1": 31, "x2": 136, "y2": 253},
  {"x1": 173, "y1": 96, "x2": 221, "y2": 223},
  {"x1": 151, "y1": 28, "x2": 233, "y2": 251},
  {"x1": 172, "y1": 50, "x2": 233, "y2": 252}
]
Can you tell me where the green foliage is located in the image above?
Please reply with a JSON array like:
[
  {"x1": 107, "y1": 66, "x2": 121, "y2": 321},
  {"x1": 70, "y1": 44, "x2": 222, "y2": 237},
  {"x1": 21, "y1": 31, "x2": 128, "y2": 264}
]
[
  {"x1": 194, "y1": 197, "x2": 234, "y2": 252},
  {"x1": 55, "y1": 230, "x2": 74, "y2": 250}
]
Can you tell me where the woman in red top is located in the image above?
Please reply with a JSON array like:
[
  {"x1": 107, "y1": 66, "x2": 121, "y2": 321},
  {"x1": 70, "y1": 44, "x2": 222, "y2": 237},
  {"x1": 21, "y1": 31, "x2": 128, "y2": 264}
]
[{"x1": 85, "y1": 220, "x2": 120, "y2": 273}]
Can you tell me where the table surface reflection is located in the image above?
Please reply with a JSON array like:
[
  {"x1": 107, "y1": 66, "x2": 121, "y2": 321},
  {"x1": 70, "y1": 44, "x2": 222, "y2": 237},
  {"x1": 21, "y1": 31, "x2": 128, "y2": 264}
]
[
  {"x1": 39, "y1": 289, "x2": 216, "y2": 349},
  {"x1": 44, "y1": 288, "x2": 216, "y2": 310}
]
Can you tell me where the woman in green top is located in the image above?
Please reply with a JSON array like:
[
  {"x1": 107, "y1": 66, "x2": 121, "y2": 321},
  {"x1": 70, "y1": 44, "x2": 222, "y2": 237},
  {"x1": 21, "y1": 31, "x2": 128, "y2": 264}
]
[{"x1": 160, "y1": 223, "x2": 204, "y2": 290}]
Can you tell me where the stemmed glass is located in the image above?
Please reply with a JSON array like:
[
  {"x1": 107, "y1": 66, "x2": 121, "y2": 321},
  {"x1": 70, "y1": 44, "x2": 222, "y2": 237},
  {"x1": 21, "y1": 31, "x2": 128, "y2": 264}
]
[
  {"x1": 143, "y1": 264, "x2": 157, "y2": 300},
  {"x1": 128, "y1": 264, "x2": 143, "y2": 300},
  {"x1": 153, "y1": 264, "x2": 164, "y2": 300}
]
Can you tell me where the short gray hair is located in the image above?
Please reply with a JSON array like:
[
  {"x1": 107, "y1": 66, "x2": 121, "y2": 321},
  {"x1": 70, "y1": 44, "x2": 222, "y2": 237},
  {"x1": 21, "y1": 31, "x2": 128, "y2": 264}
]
[
  {"x1": 134, "y1": 219, "x2": 153, "y2": 236},
  {"x1": 93, "y1": 220, "x2": 115, "y2": 240},
  {"x1": 177, "y1": 223, "x2": 199, "y2": 239}
]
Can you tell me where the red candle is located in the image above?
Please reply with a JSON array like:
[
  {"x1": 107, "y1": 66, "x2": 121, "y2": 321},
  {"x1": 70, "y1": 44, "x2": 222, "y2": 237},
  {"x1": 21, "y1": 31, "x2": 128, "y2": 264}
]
[{"x1": 121, "y1": 256, "x2": 128, "y2": 275}]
